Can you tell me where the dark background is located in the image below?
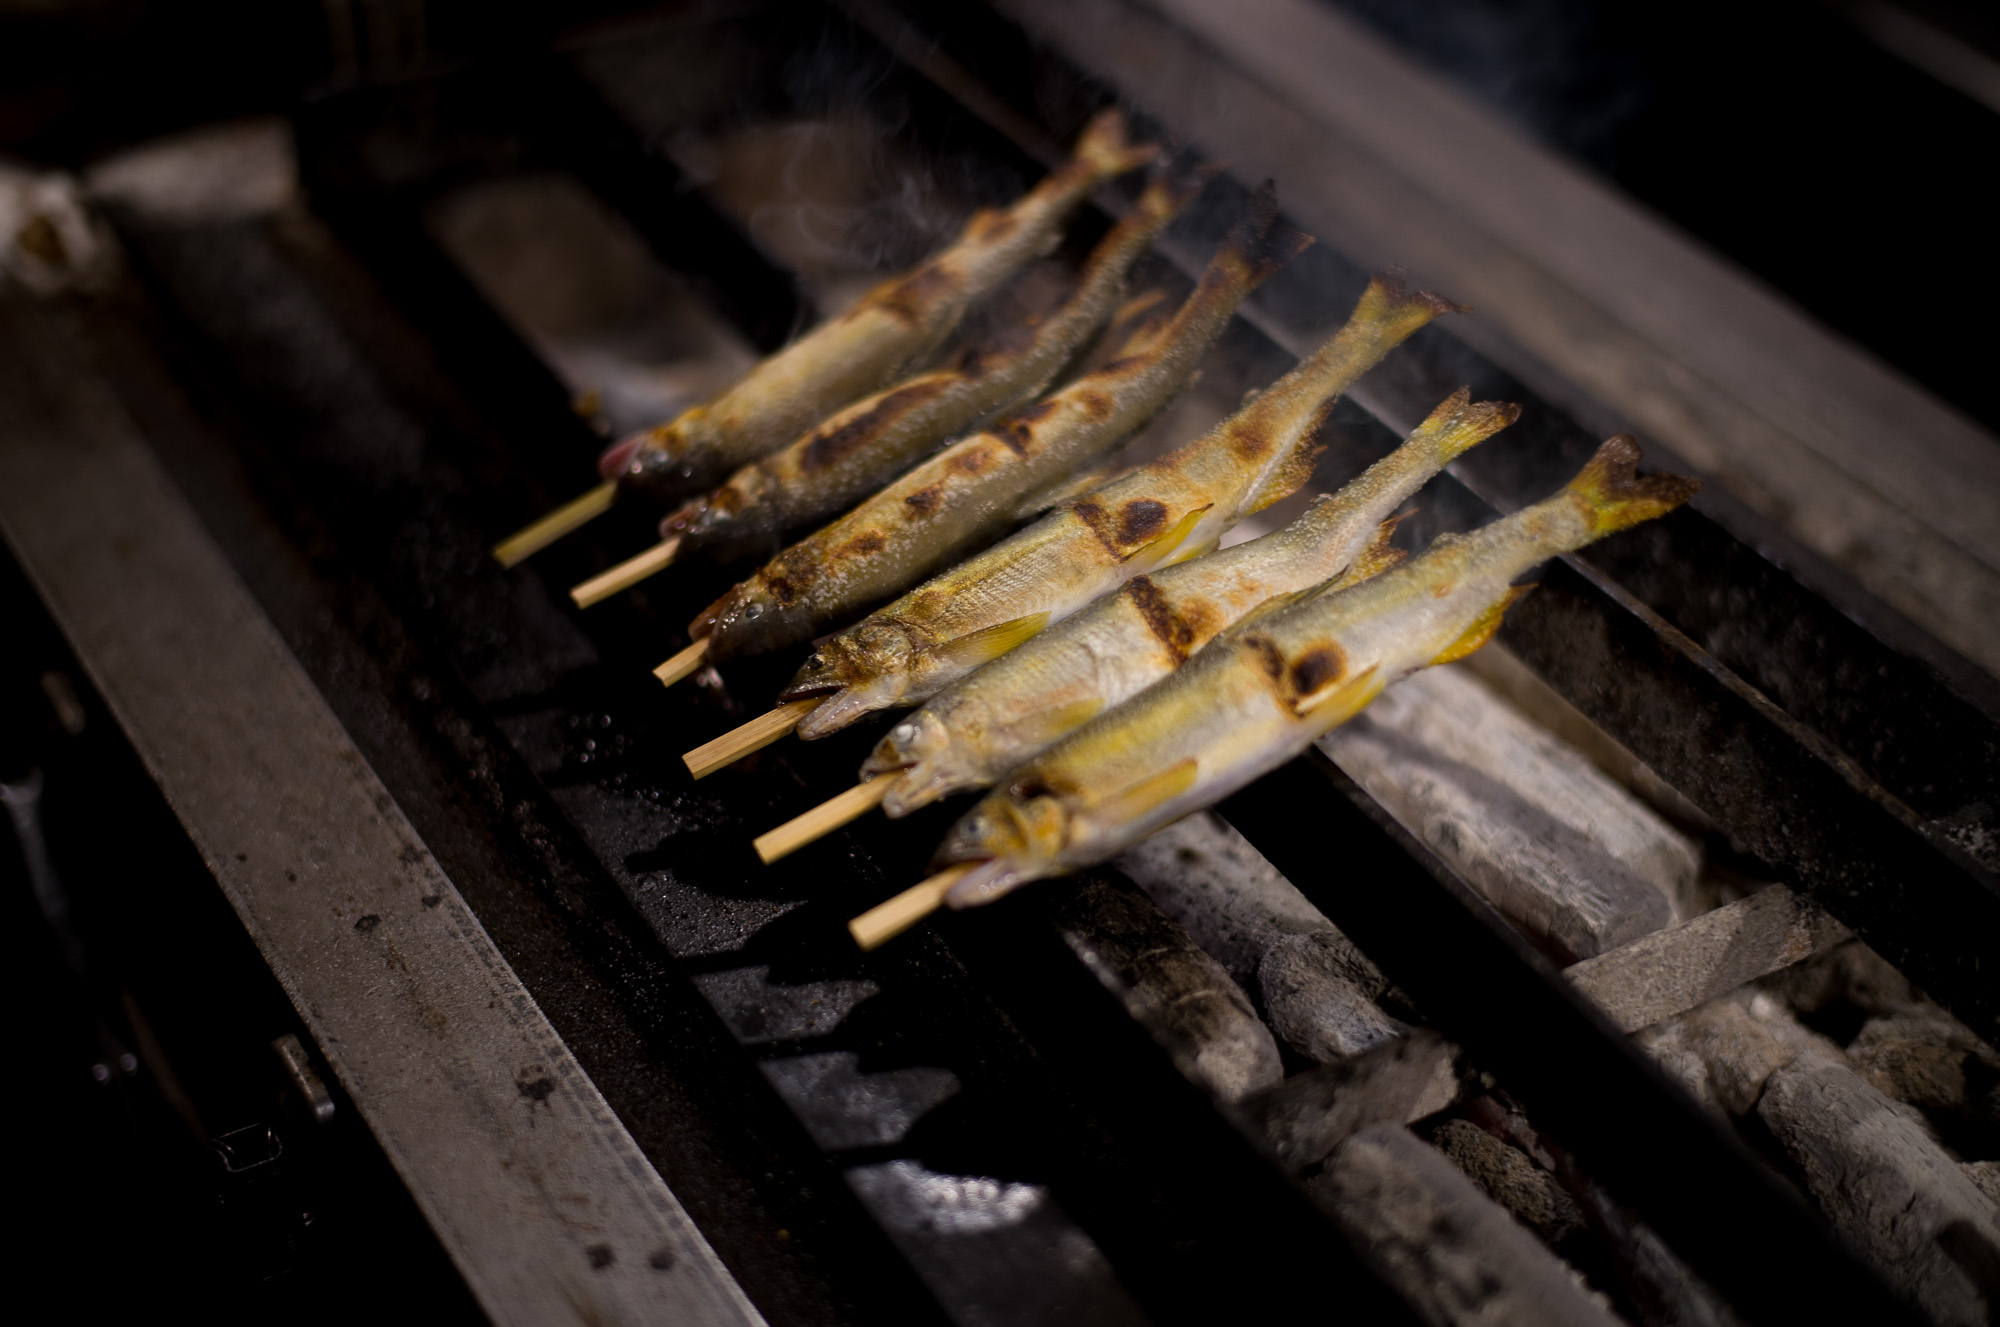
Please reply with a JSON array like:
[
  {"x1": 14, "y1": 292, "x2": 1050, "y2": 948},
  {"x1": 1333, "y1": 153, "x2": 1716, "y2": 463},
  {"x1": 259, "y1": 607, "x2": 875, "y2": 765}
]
[{"x1": 5, "y1": 0, "x2": 1996, "y2": 434}]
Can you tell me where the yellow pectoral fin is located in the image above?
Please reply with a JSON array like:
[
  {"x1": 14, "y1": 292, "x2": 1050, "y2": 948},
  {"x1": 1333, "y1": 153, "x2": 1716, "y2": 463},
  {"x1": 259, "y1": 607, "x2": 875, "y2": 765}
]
[
  {"x1": 1092, "y1": 757, "x2": 1200, "y2": 826},
  {"x1": 1129, "y1": 504, "x2": 1214, "y2": 565},
  {"x1": 1005, "y1": 696, "x2": 1106, "y2": 750},
  {"x1": 1294, "y1": 663, "x2": 1384, "y2": 729},
  {"x1": 937, "y1": 612, "x2": 1052, "y2": 672},
  {"x1": 1159, "y1": 536, "x2": 1220, "y2": 569},
  {"x1": 1430, "y1": 584, "x2": 1533, "y2": 667}
]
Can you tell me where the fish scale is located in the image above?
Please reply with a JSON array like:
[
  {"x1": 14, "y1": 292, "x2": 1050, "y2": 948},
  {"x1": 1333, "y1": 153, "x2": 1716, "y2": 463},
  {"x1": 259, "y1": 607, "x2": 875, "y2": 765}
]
[
  {"x1": 691, "y1": 180, "x2": 1309, "y2": 666},
  {"x1": 863, "y1": 387, "x2": 1521, "y2": 815},
  {"x1": 785, "y1": 270, "x2": 1460, "y2": 739},
  {"x1": 932, "y1": 436, "x2": 1702, "y2": 908}
]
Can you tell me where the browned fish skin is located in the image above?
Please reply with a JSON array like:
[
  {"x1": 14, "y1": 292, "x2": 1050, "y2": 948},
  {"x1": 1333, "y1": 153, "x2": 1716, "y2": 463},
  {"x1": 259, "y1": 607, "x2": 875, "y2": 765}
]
[
  {"x1": 782, "y1": 271, "x2": 1458, "y2": 737},
  {"x1": 661, "y1": 159, "x2": 1217, "y2": 563},
  {"x1": 930, "y1": 436, "x2": 1701, "y2": 907},
  {"x1": 690, "y1": 184, "x2": 1310, "y2": 664},
  {"x1": 609, "y1": 110, "x2": 1156, "y2": 502},
  {"x1": 860, "y1": 388, "x2": 1518, "y2": 814}
]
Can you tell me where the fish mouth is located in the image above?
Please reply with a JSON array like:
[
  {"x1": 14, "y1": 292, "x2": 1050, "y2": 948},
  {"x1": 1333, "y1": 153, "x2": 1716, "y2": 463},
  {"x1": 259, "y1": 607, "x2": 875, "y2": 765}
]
[
  {"x1": 942, "y1": 857, "x2": 1038, "y2": 909},
  {"x1": 794, "y1": 678, "x2": 904, "y2": 739},
  {"x1": 881, "y1": 763, "x2": 967, "y2": 818},
  {"x1": 596, "y1": 433, "x2": 643, "y2": 480}
]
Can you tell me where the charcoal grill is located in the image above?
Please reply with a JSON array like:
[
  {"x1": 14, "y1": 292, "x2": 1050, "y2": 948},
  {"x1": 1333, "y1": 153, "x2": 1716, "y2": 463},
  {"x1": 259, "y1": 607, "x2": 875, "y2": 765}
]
[{"x1": 4, "y1": 2, "x2": 1997, "y2": 1324}]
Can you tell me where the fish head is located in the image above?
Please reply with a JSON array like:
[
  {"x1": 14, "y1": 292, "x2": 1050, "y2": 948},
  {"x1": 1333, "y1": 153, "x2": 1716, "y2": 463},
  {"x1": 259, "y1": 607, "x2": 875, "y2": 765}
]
[
  {"x1": 691, "y1": 580, "x2": 815, "y2": 664},
  {"x1": 864, "y1": 710, "x2": 979, "y2": 816},
  {"x1": 782, "y1": 621, "x2": 918, "y2": 738},
  {"x1": 933, "y1": 785, "x2": 1071, "y2": 908},
  {"x1": 607, "y1": 408, "x2": 715, "y2": 500}
]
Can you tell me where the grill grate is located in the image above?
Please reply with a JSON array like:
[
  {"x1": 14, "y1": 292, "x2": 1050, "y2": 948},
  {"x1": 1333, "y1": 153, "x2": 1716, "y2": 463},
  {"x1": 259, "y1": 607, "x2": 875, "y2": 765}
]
[{"x1": 21, "y1": 2, "x2": 1998, "y2": 1324}]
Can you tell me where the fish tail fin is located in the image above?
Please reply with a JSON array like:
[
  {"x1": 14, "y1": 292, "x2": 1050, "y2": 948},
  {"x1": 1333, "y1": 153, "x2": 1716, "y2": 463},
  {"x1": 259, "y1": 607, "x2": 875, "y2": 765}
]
[
  {"x1": 1349, "y1": 267, "x2": 1466, "y2": 345},
  {"x1": 1071, "y1": 107, "x2": 1160, "y2": 176},
  {"x1": 1412, "y1": 387, "x2": 1521, "y2": 462},
  {"x1": 1217, "y1": 181, "x2": 1314, "y2": 285},
  {"x1": 1137, "y1": 149, "x2": 1226, "y2": 217},
  {"x1": 1566, "y1": 435, "x2": 1702, "y2": 538}
]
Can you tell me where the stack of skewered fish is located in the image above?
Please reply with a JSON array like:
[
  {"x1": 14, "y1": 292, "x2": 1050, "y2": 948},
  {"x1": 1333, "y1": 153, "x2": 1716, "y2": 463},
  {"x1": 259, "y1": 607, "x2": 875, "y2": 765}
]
[{"x1": 494, "y1": 110, "x2": 1701, "y2": 947}]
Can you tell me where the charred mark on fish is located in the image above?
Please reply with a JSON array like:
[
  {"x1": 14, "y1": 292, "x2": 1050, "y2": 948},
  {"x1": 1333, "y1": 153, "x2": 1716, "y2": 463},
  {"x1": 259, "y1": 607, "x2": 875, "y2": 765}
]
[
  {"x1": 802, "y1": 380, "x2": 953, "y2": 473},
  {"x1": 1123, "y1": 575, "x2": 1197, "y2": 662},
  {"x1": 1288, "y1": 643, "x2": 1347, "y2": 699}
]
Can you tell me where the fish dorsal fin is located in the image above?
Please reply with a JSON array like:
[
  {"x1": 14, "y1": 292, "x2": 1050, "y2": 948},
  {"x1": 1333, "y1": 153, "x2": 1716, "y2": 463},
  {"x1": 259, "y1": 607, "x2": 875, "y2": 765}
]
[
  {"x1": 1295, "y1": 663, "x2": 1384, "y2": 727},
  {"x1": 1130, "y1": 503, "x2": 1213, "y2": 564},
  {"x1": 1430, "y1": 585, "x2": 1533, "y2": 667},
  {"x1": 1093, "y1": 757, "x2": 1200, "y2": 825},
  {"x1": 1229, "y1": 585, "x2": 1316, "y2": 634},
  {"x1": 937, "y1": 612, "x2": 1051, "y2": 671},
  {"x1": 1014, "y1": 461, "x2": 1123, "y2": 522},
  {"x1": 1245, "y1": 435, "x2": 1327, "y2": 515},
  {"x1": 1329, "y1": 517, "x2": 1409, "y2": 591},
  {"x1": 1004, "y1": 697, "x2": 1105, "y2": 751}
]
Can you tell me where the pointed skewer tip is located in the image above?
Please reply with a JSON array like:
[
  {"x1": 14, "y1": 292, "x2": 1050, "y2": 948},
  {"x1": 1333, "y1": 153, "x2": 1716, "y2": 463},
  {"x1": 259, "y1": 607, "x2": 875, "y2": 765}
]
[{"x1": 492, "y1": 482, "x2": 617, "y2": 567}]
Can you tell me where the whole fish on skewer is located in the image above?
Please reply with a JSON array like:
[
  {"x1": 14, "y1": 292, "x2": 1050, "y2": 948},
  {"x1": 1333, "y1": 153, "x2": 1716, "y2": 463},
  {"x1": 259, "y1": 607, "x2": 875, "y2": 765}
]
[
  {"x1": 659, "y1": 158, "x2": 1219, "y2": 565},
  {"x1": 601, "y1": 108, "x2": 1159, "y2": 503},
  {"x1": 927, "y1": 436, "x2": 1699, "y2": 910},
  {"x1": 782, "y1": 270, "x2": 1459, "y2": 739},
  {"x1": 863, "y1": 388, "x2": 1519, "y2": 816},
  {"x1": 687, "y1": 182, "x2": 1311, "y2": 668},
  {"x1": 493, "y1": 110, "x2": 1157, "y2": 566}
]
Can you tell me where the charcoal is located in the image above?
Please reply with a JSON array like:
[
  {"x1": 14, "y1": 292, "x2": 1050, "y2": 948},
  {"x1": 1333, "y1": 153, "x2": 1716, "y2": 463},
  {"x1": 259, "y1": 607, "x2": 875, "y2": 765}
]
[
  {"x1": 1308, "y1": 1123, "x2": 1624, "y2": 1327},
  {"x1": 1565, "y1": 886, "x2": 1848, "y2": 1034},
  {"x1": 1053, "y1": 874, "x2": 1283, "y2": 1101},
  {"x1": 1646, "y1": 990, "x2": 2000, "y2": 1325},
  {"x1": 1429, "y1": 1118, "x2": 1585, "y2": 1246},
  {"x1": 1257, "y1": 929, "x2": 1407, "y2": 1062},
  {"x1": 1321, "y1": 666, "x2": 1684, "y2": 960},
  {"x1": 1846, "y1": 1006, "x2": 2000, "y2": 1135},
  {"x1": 1242, "y1": 1029, "x2": 1464, "y2": 1171}
]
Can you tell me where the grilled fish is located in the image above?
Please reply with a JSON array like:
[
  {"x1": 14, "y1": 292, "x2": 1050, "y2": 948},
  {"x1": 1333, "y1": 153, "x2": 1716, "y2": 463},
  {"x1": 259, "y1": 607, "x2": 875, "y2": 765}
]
[
  {"x1": 864, "y1": 388, "x2": 1519, "y2": 814},
  {"x1": 691, "y1": 183, "x2": 1310, "y2": 664},
  {"x1": 932, "y1": 436, "x2": 1700, "y2": 907},
  {"x1": 784, "y1": 271, "x2": 1458, "y2": 738},
  {"x1": 661, "y1": 158, "x2": 1218, "y2": 563},
  {"x1": 600, "y1": 109, "x2": 1157, "y2": 502}
]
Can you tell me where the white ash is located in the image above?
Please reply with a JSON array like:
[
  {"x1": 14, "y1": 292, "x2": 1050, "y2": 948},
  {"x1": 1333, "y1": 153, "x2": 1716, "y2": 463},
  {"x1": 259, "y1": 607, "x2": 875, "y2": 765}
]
[
  {"x1": 1320, "y1": 666, "x2": 1692, "y2": 960},
  {"x1": 1308, "y1": 1123, "x2": 1625, "y2": 1327}
]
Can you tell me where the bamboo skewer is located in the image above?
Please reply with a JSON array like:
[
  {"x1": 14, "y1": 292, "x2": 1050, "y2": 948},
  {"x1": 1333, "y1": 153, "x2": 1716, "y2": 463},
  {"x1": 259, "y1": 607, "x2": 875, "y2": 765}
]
[
  {"x1": 492, "y1": 482, "x2": 617, "y2": 567},
  {"x1": 684, "y1": 699, "x2": 820, "y2": 778},
  {"x1": 571, "y1": 537, "x2": 681, "y2": 608},
  {"x1": 850, "y1": 863, "x2": 977, "y2": 950},
  {"x1": 755, "y1": 774, "x2": 896, "y2": 864},
  {"x1": 654, "y1": 638, "x2": 712, "y2": 688}
]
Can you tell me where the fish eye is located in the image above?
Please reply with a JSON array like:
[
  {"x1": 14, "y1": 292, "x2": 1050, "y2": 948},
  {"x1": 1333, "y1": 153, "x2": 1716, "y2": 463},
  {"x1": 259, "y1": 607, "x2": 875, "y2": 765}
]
[
  {"x1": 892, "y1": 722, "x2": 917, "y2": 742},
  {"x1": 806, "y1": 653, "x2": 826, "y2": 669},
  {"x1": 743, "y1": 601, "x2": 764, "y2": 620}
]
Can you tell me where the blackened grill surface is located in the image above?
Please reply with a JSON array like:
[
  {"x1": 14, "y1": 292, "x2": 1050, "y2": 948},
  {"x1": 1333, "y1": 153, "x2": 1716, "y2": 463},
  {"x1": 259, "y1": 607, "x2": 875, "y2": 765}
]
[{"x1": 48, "y1": 2, "x2": 1997, "y2": 1323}]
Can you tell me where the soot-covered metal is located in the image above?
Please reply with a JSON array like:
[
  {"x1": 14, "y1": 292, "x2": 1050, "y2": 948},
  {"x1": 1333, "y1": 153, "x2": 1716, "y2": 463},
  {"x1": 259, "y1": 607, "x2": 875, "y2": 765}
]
[{"x1": 10, "y1": 2, "x2": 1999, "y2": 1325}]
